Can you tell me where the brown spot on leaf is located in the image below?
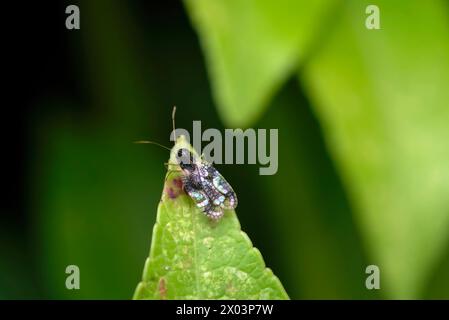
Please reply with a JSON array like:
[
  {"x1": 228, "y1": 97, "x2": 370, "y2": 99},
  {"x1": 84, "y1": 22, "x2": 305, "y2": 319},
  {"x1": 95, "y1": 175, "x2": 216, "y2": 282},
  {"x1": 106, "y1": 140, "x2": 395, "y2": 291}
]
[
  {"x1": 226, "y1": 282, "x2": 237, "y2": 296},
  {"x1": 165, "y1": 177, "x2": 185, "y2": 199},
  {"x1": 172, "y1": 178, "x2": 183, "y2": 189},
  {"x1": 158, "y1": 278, "x2": 167, "y2": 300},
  {"x1": 166, "y1": 187, "x2": 177, "y2": 199}
]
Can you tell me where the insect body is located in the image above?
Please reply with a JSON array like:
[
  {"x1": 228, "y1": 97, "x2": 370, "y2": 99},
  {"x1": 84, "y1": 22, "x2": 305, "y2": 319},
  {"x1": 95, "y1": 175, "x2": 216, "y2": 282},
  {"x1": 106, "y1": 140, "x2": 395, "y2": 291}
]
[
  {"x1": 175, "y1": 148, "x2": 237, "y2": 220},
  {"x1": 136, "y1": 107, "x2": 237, "y2": 220}
]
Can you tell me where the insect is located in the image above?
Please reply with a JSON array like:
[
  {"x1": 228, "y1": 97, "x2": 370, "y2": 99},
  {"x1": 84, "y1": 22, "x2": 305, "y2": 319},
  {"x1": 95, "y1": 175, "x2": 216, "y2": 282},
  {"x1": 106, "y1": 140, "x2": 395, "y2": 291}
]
[
  {"x1": 136, "y1": 107, "x2": 237, "y2": 220},
  {"x1": 175, "y1": 147, "x2": 237, "y2": 219}
]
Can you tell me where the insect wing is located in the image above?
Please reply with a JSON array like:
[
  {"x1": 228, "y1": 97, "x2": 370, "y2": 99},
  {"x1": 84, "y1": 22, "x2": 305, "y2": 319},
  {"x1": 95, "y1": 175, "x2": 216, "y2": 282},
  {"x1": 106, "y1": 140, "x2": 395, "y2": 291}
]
[
  {"x1": 184, "y1": 186, "x2": 210, "y2": 209},
  {"x1": 204, "y1": 205, "x2": 224, "y2": 220},
  {"x1": 184, "y1": 180, "x2": 224, "y2": 219},
  {"x1": 206, "y1": 166, "x2": 238, "y2": 210}
]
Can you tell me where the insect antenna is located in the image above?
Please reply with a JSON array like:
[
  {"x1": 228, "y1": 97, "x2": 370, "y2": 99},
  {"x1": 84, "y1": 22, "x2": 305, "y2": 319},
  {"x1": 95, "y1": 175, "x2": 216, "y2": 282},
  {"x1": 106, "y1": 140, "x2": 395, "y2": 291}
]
[
  {"x1": 133, "y1": 140, "x2": 171, "y2": 151},
  {"x1": 135, "y1": 106, "x2": 178, "y2": 151},
  {"x1": 172, "y1": 105, "x2": 177, "y2": 143}
]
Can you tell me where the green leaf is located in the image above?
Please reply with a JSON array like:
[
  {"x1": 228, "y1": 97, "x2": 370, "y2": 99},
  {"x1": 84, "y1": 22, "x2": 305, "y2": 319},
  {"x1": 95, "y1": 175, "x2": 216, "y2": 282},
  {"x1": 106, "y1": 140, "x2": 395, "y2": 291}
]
[
  {"x1": 302, "y1": 0, "x2": 449, "y2": 298},
  {"x1": 133, "y1": 136, "x2": 288, "y2": 299},
  {"x1": 184, "y1": 0, "x2": 338, "y2": 127}
]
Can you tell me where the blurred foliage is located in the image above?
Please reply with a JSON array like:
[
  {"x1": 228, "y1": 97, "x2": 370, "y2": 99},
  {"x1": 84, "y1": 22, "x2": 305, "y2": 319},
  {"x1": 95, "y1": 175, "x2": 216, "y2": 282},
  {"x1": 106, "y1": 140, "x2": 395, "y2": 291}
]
[
  {"x1": 184, "y1": 0, "x2": 449, "y2": 299},
  {"x1": 303, "y1": 0, "x2": 449, "y2": 298},
  {"x1": 134, "y1": 136, "x2": 288, "y2": 300},
  {"x1": 184, "y1": 0, "x2": 338, "y2": 127},
  {"x1": 255, "y1": 81, "x2": 375, "y2": 299},
  {"x1": 1, "y1": 0, "x2": 448, "y2": 300}
]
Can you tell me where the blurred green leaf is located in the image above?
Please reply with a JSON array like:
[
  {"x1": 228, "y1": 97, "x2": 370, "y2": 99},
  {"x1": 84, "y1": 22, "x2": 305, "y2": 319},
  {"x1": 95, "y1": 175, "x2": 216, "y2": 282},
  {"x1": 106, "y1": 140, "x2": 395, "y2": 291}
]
[
  {"x1": 423, "y1": 243, "x2": 449, "y2": 299},
  {"x1": 134, "y1": 136, "x2": 288, "y2": 299},
  {"x1": 254, "y1": 83, "x2": 376, "y2": 299},
  {"x1": 302, "y1": 0, "x2": 449, "y2": 298},
  {"x1": 184, "y1": 0, "x2": 338, "y2": 127}
]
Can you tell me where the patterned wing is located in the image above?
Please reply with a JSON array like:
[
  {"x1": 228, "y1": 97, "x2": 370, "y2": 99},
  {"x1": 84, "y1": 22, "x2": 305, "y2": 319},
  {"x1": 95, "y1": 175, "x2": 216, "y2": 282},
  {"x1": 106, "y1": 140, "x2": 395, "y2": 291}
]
[
  {"x1": 212, "y1": 173, "x2": 237, "y2": 209},
  {"x1": 199, "y1": 163, "x2": 238, "y2": 210},
  {"x1": 183, "y1": 176, "x2": 224, "y2": 219},
  {"x1": 204, "y1": 204, "x2": 224, "y2": 220},
  {"x1": 183, "y1": 181, "x2": 210, "y2": 210}
]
